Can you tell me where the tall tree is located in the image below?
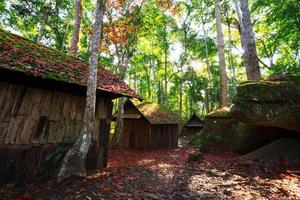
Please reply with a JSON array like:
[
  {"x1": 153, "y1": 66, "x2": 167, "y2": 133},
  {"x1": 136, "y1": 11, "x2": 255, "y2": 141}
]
[
  {"x1": 104, "y1": 1, "x2": 142, "y2": 147},
  {"x1": 236, "y1": 0, "x2": 261, "y2": 80},
  {"x1": 69, "y1": 0, "x2": 83, "y2": 57},
  {"x1": 214, "y1": 0, "x2": 228, "y2": 107},
  {"x1": 57, "y1": 0, "x2": 105, "y2": 182}
]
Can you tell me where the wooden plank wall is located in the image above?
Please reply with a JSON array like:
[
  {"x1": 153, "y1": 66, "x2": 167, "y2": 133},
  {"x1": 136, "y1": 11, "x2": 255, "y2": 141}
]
[
  {"x1": 121, "y1": 118, "x2": 178, "y2": 149},
  {"x1": 0, "y1": 82, "x2": 108, "y2": 145},
  {"x1": 0, "y1": 81, "x2": 113, "y2": 184}
]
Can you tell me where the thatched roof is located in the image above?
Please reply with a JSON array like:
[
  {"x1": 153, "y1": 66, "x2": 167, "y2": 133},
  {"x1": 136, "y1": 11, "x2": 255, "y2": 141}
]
[
  {"x1": 123, "y1": 99, "x2": 182, "y2": 125},
  {"x1": 184, "y1": 113, "x2": 204, "y2": 127},
  {"x1": 0, "y1": 29, "x2": 140, "y2": 99}
]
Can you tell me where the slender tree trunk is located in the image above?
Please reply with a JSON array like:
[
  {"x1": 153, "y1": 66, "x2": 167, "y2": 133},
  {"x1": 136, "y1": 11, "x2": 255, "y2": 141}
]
[
  {"x1": 61, "y1": 23, "x2": 70, "y2": 51},
  {"x1": 112, "y1": 97, "x2": 124, "y2": 148},
  {"x1": 69, "y1": 0, "x2": 83, "y2": 57},
  {"x1": 237, "y1": 0, "x2": 261, "y2": 80},
  {"x1": 164, "y1": 49, "x2": 168, "y2": 105},
  {"x1": 179, "y1": 64, "x2": 183, "y2": 117},
  {"x1": 146, "y1": 68, "x2": 151, "y2": 100},
  {"x1": 37, "y1": 13, "x2": 49, "y2": 42},
  {"x1": 152, "y1": 58, "x2": 157, "y2": 103},
  {"x1": 133, "y1": 73, "x2": 137, "y2": 91},
  {"x1": 205, "y1": 88, "x2": 209, "y2": 113},
  {"x1": 202, "y1": 21, "x2": 212, "y2": 112},
  {"x1": 179, "y1": 28, "x2": 187, "y2": 117},
  {"x1": 214, "y1": 0, "x2": 228, "y2": 107},
  {"x1": 57, "y1": 0, "x2": 105, "y2": 182},
  {"x1": 112, "y1": 58, "x2": 127, "y2": 147},
  {"x1": 226, "y1": 10, "x2": 237, "y2": 95}
]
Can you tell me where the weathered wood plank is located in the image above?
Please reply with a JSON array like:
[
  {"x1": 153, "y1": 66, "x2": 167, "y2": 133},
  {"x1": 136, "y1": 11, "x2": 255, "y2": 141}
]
[
  {"x1": 0, "y1": 82, "x2": 9, "y2": 112},
  {"x1": 49, "y1": 92, "x2": 65, "y2": 121},
  {"x1": 14, "y1": 87, "x2": 38, "y2": 116},
  {"x1": 0, "y1": 121, "x2": 8, "y2": 144},
  {"x1": 17, "y1": 118, "x2": 37, "y2": 144},
  {"x1": 62, "y1": 94, "x2": 74, "y2": 121},
  {"x1": 96, "y1": 97, "x2": 106, "y2": 119},
  {"x1": 4, "y1": 116, "x2": 26, "y2": 144},
  {"x1": 47, "y1": 121, "x2": 65, "y2": 143},
  {"x1": 0, "y1": 84, "x2": 23, "y2": 121},
  {"x1": 31, "y1": 89, "x2": 53, "y2": 120},
  {"x1": 75, "y1": 96, "x2": 85, "y2": 121}
]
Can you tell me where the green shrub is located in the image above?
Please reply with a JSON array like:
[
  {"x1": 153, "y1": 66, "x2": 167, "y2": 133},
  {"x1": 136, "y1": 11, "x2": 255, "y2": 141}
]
[{"x1": 189, "y1": 131, "x2": 223, "y2": 150}]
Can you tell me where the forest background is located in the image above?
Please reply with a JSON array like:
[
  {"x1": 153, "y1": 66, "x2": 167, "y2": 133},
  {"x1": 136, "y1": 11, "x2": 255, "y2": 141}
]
[{"x1": 1, "y1": 0, "x2": 299, "y2": 120}]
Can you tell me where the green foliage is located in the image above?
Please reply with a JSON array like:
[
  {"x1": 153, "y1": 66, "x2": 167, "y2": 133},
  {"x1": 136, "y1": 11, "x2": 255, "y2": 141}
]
[
  {"x1": 189, "y1": 131, "x2": 222, "y2": 150},
  {"x1": 2, "y1": 0, "x2": 300, "y2": 120},
  {"x1": 253, "y1": 0, "x2": 300, "y2": 74}
]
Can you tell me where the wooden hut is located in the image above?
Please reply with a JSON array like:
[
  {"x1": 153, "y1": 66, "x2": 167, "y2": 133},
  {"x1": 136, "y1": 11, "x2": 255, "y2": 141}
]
[
  {"x1": 184, "y1": 114, "x2": 204, "y2": 140},
  {"x1": 119, "y1": 99, "x2": 181, "y2": 149},
  {"x1": 0, "y1": 29, "x2": 140, "y2": 184}
]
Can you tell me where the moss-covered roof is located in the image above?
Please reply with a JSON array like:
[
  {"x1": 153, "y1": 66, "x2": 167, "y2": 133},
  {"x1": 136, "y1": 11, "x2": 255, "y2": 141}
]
[
  {"x1": 130, "y1": 99, "x2": 182, "y2": 124},
  {"x1": 206, "y1": 107, "x2": 231, "y2": 118},
  {"x1": 0, "y1": 29, "x2": 140, "y2": 99},
  {"x1": 184, "y1": 113, "x2": 204, "y2": 127}
]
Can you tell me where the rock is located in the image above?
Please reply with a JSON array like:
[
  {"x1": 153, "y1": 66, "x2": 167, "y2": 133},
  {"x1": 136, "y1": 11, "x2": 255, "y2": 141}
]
[
  {"x1": 192, "y1": 76, "x2": 300, "y2": 153},
  {"x1": 199, "y1": 107, "x2": 238, "y2": 151},
  {"x1": 240, "y1": 138, "x2": 300, "y2": 161},
  {"x1": 231, "y1": 76, "x2": 300, "y2": 132}
]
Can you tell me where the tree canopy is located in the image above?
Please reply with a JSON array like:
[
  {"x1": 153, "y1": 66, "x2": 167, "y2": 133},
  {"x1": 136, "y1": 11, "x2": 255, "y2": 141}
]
[{"x1": 1, "y1": 0, "x2": 299, "y2": 119}]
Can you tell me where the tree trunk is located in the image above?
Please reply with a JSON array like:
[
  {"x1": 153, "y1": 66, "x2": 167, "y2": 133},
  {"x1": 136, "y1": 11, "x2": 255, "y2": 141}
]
[
  {"x1": 164, "y1": 49, "x2": 168, "y2": 105},
  {"x1": 226, "y1": 9, "x2": 237, "y2": 95},
  {"x1": 57, "y1": 0, "x2": 105, "y2": 182},
  {"x1": 69, "y1": 0, "x2": 83, "y2": 57},
  {"x1": 111, "y1": 97, "x2": 124, "y2": 148},
  {"x1": 179, "y1": 64, "x2": 183, "y2": 117},
  {"x1": 133, "y1": 73, "x2": 137, "y2": 91},
  {"x1": 214, "y1": 0, "x2": 228, "y2": 107},
  {"x1": 238, "y1": 0, "x2": 261, "y2": 80},
  {"x1": 202, "y1": 20, "x2": 212, "y2": 113},
  {"x1": 179, "y1": 27, "x2": 187, "y2": 117},
  {"x1": 36, "y1": 13, "x2": 49, "y2": 42},
  {"x1": 111, "y1": 53, "x2": 128, "y2": 147},
  {"x1": 61, "y1": 23, "x2": 70, "y2": 51}
]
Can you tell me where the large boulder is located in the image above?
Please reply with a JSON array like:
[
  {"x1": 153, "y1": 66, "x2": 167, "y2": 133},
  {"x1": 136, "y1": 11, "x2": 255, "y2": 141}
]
[
  {"x1": 240, "y1": 138, "x2": 300, "y2": 161},
  {"x1": 197, "y1": 76, "x2": 300, "y2": 153},
  {"x1": 231, "y1": 76, "x2": 300, "y2": 132},
  {"x1": 199, "y1": 109, "x2": 278, "y2": 153},
  {"x1": 198, "y1": 107, "x2": 238, "y2": 151}
]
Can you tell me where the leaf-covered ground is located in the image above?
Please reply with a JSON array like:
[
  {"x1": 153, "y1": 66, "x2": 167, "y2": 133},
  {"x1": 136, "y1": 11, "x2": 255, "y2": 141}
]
[{"x1": 2, "y1": 147, "x2": 300, "y2": 200}]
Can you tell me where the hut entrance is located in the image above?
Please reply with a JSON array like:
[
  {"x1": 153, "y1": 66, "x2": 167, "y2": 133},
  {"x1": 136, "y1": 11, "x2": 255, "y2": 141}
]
[{"x1": 184, "y1": 114, "x2": 204, "y2": 141}]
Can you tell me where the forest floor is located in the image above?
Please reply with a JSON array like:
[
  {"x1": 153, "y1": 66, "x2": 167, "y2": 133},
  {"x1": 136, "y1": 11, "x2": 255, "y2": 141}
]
[{"x1": 2, "y1": 147, "x2": 300, "y2": 200}]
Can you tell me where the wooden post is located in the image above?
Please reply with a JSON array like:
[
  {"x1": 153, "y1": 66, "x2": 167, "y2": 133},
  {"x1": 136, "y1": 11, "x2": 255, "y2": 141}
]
[{"x1": 100, "y1": 98, "x2": 113, "y2": 168}]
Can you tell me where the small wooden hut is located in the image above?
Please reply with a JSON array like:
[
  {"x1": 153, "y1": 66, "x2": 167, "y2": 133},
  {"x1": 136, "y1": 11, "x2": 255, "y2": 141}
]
[
  {"x1": 0, "y1": 29, "x2": 140, "y2": 184},
  {"x1": 184, "y1": 114, "x2": 204, "y2": 140},
  {"x1": 119, "y1": 99, "x2": 181, "y2": 149}
]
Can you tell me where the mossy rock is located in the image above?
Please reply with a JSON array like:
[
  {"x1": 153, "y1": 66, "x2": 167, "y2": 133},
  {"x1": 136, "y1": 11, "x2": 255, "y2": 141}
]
[
  {"x1": 232, "y1": 76, "x2": 300, "y2": 133},
  {"x1": 232, "y1": 101, "x2": 300, "y2": 132},
  {"x1": 199, "y1": 108, "x2": 238, "y2": 151},
  {"x1": 240, "y1": 138, "x2": 300, "y2": 161},
  {"x1": 234, "y1": 77, "x2": 300, "y2": 103},
  {"x1": 205, "y1": 107, "x2": 231, "y2": 118}
]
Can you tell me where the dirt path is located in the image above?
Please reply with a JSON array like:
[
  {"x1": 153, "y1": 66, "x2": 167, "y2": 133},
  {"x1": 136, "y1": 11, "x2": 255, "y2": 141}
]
[{"x1": 2, "y1": 147, "x2": 300, "y2": 199}]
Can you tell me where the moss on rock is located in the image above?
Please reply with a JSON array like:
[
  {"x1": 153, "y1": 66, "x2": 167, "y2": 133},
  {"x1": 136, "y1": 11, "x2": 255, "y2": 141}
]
[
  {"x1": 234, "y1": 78, "x2": 300, "y2": 103},
  {"x1": 206, "y1": 107, "x2": 231, "y2": 118},
  {"x1": 232, "y1": 76, "x2": 300, "y2": 132}
]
